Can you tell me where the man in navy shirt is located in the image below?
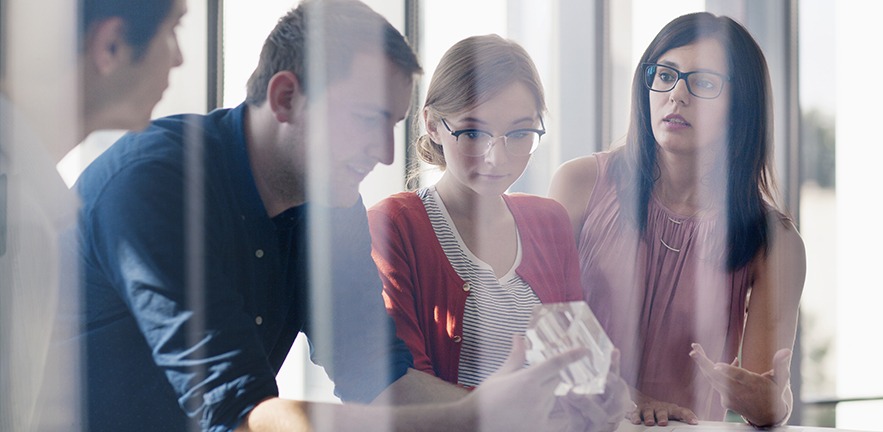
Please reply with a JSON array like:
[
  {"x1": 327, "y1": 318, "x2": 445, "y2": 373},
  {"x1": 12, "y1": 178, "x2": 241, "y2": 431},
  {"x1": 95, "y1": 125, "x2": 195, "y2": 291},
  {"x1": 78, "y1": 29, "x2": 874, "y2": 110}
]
[{"x1": 73, "y1": 1, "x2": 599, "y2": 431}]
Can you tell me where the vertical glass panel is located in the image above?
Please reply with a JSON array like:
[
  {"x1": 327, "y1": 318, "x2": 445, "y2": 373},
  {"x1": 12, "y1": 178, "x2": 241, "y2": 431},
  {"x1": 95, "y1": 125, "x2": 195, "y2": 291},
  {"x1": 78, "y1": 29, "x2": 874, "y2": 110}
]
[
  {"x1": 798, "y1": 0, "x2": 837, "y2": 427},
  {"x1": 222, "y1": 0, "x2": 407, "y2": 403},
  {"x1": 607, "y1": 0, "x2": 705, "y2": 146},
  {"x1": 417, "y1": 0, "x2": 508, "y2": 187}
]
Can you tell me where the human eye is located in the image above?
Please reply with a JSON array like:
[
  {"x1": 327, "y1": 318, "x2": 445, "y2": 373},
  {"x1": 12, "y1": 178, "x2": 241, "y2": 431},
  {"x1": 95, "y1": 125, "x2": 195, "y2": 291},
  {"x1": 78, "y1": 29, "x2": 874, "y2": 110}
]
[
  {"x1": 693, "y1": 78, "x2": 717, "y2": 90},
  {"x1": 458, "y1": 130, "x2": 490, "y2": 141},
  {"x1": 657, "y1": 70, "x2": 677, "y2": 83},
  {"x1": 506, "y1": 130, "x2": 531, "y2": 140}
]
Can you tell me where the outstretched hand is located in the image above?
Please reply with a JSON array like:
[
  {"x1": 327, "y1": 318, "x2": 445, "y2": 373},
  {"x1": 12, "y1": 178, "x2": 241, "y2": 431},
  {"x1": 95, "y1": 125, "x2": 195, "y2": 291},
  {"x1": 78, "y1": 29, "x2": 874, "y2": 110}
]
[
  {"x1": 469, "y1": 335, "x2": 590, "y2": 432},
  {"x1": 690, "y1": 343, "x2": 792, "y2": 427}
]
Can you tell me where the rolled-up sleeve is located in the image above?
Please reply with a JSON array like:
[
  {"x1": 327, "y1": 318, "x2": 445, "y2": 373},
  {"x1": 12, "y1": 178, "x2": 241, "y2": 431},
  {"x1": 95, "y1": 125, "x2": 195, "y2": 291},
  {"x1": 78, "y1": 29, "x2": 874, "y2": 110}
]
[
  {"x1": 82, "y1": 151, "x2": 277, "y2": 431},
  {"x1": 301, "y1": 200, "x2": 413, "y2": 403}
]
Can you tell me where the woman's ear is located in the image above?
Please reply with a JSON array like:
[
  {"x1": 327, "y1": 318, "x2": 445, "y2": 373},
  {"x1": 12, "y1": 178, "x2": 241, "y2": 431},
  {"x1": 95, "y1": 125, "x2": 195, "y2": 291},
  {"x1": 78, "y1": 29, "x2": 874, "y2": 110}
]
[
  {"x1": 267, "y1": 71, "x2": 305, "y2": 123},
  {"x1": 423, "y1": 107, "x2": 441, "y2": 143},
  {"x1": 86, "y1": 17, "x2": 130, "y2": 76}
]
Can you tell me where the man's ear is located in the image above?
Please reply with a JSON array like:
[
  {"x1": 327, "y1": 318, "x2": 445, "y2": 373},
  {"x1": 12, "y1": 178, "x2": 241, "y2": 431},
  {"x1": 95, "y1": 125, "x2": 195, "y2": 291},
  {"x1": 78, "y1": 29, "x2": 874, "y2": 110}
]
[
  {"x1": 267, "y1": 71, "x2": 306, "y2": 123},
  {"x1": 86, "y1": 17, "x2": 130, "y2": 75}
]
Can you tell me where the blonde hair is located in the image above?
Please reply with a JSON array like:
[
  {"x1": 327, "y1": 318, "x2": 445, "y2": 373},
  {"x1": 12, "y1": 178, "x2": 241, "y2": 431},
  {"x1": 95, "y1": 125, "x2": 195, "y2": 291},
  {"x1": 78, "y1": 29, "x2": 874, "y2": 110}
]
[{"x1": 409, "y1": 34, "x2": 546, "y2": 188}]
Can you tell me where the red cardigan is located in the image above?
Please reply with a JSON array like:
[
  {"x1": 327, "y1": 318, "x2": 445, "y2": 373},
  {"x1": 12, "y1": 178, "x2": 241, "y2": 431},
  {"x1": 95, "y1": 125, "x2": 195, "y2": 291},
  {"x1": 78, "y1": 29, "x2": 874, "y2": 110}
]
[{"x1": 368, "y1": 192, "x2": 583, "y2": 385}]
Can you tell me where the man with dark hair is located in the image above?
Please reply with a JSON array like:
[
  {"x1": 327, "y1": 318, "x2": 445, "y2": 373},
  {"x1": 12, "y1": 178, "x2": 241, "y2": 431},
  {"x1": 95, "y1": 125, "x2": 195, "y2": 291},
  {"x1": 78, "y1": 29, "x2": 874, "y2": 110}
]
[
  {"x1": 73, "y1": 0, "x2": 594, "y2": 431},
  {"x1": 79, "y1": 0, "x2": 186, "y2": 137},
  {"x1": 0, "y1": 0, "x2": 185, "y2": 430}
]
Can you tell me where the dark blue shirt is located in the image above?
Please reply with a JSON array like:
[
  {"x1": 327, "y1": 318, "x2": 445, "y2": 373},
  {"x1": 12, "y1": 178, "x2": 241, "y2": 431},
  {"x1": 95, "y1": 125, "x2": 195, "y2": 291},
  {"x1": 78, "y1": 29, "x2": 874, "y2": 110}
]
[{"x1": 73, "y1": 104, "x2": 412, "y2": 431}]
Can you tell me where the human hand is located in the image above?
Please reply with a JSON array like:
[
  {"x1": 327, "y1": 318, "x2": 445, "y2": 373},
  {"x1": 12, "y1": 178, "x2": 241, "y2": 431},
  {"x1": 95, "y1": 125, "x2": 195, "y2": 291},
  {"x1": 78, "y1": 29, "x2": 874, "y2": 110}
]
[
  {"x1": 468, "y1": 335, "x2": 589, "y2": 432},
  {"x1": 626, "y1": 392, "x2": 699, "y2": 426},
  {"x1": 690, "y1": 343, "x2": 791, "y2": 427},
  {"x1": 551, "y1": 349, "x2": 634, "y2": 432}
]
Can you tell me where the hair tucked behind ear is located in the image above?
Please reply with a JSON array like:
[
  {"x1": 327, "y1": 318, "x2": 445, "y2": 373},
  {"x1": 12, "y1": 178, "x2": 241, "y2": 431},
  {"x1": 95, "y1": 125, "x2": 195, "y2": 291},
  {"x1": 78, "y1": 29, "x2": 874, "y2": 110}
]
[
  {"x1": 406, "y1": 132, "x2": 445, "y2": 189},
  {"x1": 408, "y1": 34, "x2": 546, "y2": 189}
]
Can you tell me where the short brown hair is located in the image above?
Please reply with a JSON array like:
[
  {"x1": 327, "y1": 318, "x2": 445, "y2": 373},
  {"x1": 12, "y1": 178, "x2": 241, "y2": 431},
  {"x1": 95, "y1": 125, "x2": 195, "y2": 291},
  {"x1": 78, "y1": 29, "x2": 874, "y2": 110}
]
[{"x1": 245, "y1": 0, "x2": 421, "y2": 106}]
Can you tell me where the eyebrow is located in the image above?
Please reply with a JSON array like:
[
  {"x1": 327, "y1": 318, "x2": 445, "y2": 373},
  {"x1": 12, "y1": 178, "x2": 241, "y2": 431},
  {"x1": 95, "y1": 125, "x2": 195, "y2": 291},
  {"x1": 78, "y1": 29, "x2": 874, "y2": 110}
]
[
  {"x1": 657, "y1": 59, "x2": 724, "y2": 75},
  {"x1": 455, "y1": 116, "x2": 538, "y2": 128}
]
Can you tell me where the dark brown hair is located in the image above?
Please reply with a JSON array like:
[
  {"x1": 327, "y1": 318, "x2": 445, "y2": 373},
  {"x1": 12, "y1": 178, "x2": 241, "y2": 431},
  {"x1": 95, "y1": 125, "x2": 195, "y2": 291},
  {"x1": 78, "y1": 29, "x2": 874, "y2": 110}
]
[
  {"x1": 246, "y1": 0, "x2": 421, "y2": 106},
  {"x1": 611, "y1": 12, "x2": 776, "y2": 270}
]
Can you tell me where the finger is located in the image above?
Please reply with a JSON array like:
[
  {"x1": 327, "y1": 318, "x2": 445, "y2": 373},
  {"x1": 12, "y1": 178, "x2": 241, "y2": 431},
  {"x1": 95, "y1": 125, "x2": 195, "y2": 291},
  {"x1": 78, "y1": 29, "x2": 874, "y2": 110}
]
[
  {"x1": 673, "y1": 406, "x2": 700, "y2": 425},
  {"x1": 712, "y1": 363, "x2": 749, "y2": 381},
  {"x1": 628, "y1": 408, "x2": 642, "y2": 425},
  {"x1": 642, "y1": 407, "x2": 657, "y2": 426},
  {"x1": 690, "y1": 347, "x2": 717, "y2": 375},
  {"x1": 529, "y1": 346, "x2": 590, "y2": 383},
  {"x1": 656, "y1": 408, "x2": 669, "y2": 426},
  {"x1": 499, "y1": 334, "x2": 528, "y2": 373}
]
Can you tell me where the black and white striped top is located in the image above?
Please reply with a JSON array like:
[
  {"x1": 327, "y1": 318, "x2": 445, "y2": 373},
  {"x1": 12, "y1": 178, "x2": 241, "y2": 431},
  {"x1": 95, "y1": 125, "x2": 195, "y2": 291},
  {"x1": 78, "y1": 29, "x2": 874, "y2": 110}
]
[{"x1": 418, "y1": 187, "x2": 541, "y2": 387}]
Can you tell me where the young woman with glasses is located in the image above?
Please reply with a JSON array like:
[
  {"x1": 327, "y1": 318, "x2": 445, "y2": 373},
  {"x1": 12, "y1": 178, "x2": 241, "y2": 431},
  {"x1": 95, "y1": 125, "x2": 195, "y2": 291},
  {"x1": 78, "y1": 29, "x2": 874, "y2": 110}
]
[
  {"x1": 550, "y1": 12, "x2": 806, "y2": 428},
  {"x1": 368, "y1": 34, "x2": 630, "y2": 431}
]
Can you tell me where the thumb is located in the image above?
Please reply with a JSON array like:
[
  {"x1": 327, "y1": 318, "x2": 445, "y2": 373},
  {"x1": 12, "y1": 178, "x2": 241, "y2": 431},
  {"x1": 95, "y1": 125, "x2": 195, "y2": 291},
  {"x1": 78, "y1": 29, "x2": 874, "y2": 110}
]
[
  {"x1": 499, "y1": 334, "x2": 528, "y2": 373},
  {"x1": 771, "y1": 349, "x2": 792, "y2": 384}
]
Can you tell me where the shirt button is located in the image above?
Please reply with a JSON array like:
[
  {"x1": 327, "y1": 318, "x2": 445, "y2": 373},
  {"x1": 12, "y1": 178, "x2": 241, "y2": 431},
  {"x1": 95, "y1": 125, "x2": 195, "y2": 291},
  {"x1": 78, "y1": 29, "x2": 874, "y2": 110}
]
[
  {"x1": 255, "y1": 316, "x2": 263, "y2": 325},
  {"x1": 462, "y1": 282, "x2": 471, "y2": 292},
  {"x1": 255, "y1": 249, "x2": 264, "y2": 258},
  {"x1": 453, "y1": 335, "x2": 462, "y2": 343}
]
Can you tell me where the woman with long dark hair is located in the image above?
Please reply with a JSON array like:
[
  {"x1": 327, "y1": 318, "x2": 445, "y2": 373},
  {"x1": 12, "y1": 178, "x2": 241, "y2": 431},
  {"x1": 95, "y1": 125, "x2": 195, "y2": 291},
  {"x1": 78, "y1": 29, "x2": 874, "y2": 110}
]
[{"x1": 550, "y1": 12, "x2": 805, "y2": 427}]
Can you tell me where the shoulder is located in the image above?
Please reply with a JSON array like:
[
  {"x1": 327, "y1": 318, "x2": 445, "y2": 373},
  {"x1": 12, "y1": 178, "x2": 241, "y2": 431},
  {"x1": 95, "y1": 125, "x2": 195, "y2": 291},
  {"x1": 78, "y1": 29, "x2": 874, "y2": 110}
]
[
  {"x1": 550, "y1": 154, "x2": 601, "y2": 192},
  {"x1": 367, "y1": 191, "x2": 431, "y2": 235},
  {"x1": 77, "y1": 113, "x2": 226, "y2": 215},
  {"x1": 549, "y1": 152, "x2": 606, "y2": 231},
  {"x1": 750, "y1": 211, "x2": 806, "y2": 290},
  {"x1": 769, "y1": 214, "x2": 806, "y2": 263},
  {"x1": 368, "y1": 191, "x2": 423, "y2": 218},
  {"x1": 77, "y1": 120, "x2": 184, "y2": 199},
  {"x1": 506, "y1": 193, "x2": 570, "y2": 222},
  {"x1": 505, "y1": 194, "x2": 575, "y2": 245}
]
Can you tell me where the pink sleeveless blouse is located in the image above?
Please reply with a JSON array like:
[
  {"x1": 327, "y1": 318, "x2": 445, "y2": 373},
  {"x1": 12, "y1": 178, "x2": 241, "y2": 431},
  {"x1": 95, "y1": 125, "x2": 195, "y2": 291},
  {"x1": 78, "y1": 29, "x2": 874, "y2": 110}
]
[{"x1": 579, "y1": 151, "x2": 751, "y2": 420}]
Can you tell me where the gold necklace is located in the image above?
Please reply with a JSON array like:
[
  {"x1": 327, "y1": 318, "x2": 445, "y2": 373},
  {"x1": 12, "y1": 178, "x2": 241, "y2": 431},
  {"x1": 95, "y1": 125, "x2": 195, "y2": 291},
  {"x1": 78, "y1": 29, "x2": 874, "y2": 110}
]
[{"x1": 660, "y1": 216, "x2": 687, "y2": 253}]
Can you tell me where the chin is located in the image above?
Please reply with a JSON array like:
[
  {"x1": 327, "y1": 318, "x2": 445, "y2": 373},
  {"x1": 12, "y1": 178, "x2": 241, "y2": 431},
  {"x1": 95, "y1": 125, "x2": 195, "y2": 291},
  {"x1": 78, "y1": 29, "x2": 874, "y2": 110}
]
[{"x1": 316, "y1": 188, "x2": 360, "y2": 208}]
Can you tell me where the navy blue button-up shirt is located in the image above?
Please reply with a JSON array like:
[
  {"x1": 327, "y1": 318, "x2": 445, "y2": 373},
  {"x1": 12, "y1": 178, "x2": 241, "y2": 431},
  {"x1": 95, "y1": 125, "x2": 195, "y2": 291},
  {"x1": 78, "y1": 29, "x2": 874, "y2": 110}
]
[{"x1": 72, "y1": 104, "x2": 412, "y2": 431}]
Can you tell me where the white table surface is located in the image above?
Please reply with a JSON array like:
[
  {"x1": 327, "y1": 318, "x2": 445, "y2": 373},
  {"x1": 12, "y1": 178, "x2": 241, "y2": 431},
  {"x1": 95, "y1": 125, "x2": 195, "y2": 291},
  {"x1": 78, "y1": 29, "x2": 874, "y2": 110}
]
[{"x1": 616, "y1": 420, "x2": 872, "y2": 432}]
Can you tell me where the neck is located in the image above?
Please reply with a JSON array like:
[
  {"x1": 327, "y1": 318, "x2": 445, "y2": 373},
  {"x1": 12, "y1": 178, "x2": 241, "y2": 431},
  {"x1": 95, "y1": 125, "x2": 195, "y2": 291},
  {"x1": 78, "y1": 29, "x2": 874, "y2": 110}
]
[
  {"x1": 245, "y1": 104, "x2": 306, "y2": 217},
  {"x1": 655, "y1": 149, "x2": 725, "y2": 214},
  {"x1": 434, "y1": 174, "x2": 509, "y2": 228}
]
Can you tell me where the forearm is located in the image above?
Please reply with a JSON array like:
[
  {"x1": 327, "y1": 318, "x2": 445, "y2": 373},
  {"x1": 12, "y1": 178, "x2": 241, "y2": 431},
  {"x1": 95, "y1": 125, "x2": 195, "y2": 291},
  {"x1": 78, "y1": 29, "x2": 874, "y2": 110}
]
[
  {"x1": 371, "y1": 368, "x2": 470, "y2": 405},
  {"x1": 235, "y1": 396, "x2": 474, "y2": 432}
]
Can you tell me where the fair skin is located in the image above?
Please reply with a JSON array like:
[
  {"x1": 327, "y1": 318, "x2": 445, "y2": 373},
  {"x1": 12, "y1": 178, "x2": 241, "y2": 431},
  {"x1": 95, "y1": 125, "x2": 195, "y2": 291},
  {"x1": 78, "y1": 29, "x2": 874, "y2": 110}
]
[
  {"x1": 423, "y1": 80, "x2": 631, "y2": 431},
  {"x1": 80, "y1": 0, "x2": 186, "y2": 144},
  {"x1": 549, "y1": 37, "x2": 806, "y2": 427},
  {"x1": 237, "y1": 53, "x2": 594, "y2": 432},
  {"x1": 426, "y1": 81, "x2": 537, "y2": 278}
]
